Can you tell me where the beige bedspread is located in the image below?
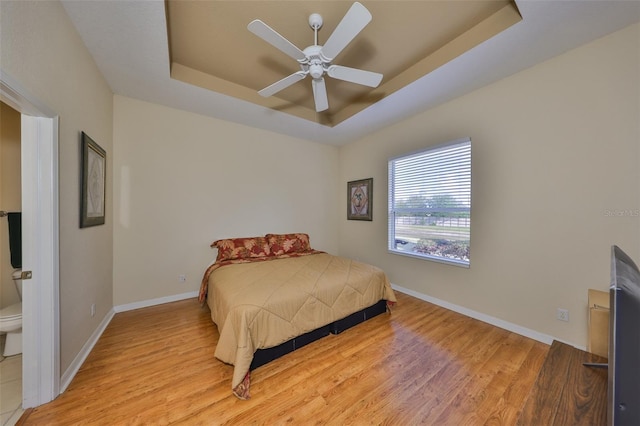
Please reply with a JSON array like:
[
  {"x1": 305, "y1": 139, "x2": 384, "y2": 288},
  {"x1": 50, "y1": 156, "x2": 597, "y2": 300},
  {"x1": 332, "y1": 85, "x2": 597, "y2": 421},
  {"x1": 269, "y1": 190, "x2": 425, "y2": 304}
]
[{"x1": 206, "y1": 252, "x2": 396, "y2": 398}]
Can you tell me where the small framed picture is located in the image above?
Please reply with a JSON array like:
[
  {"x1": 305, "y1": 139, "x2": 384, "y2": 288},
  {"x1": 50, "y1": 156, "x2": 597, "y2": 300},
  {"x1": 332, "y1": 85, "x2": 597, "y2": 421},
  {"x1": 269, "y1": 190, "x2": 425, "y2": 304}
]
[
  {"x1": 347, "y1": 178, "x2": 373, "y2": 221},
  {"x1": 80, "y1": 132, "x2": 106, "y2": 228}
]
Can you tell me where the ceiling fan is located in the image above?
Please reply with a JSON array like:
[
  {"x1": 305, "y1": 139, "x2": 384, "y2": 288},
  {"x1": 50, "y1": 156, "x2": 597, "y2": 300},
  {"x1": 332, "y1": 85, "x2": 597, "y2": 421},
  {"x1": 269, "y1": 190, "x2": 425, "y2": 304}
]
[{"x1": 248, "y1": 2, "x2": 383, "y2": 113}]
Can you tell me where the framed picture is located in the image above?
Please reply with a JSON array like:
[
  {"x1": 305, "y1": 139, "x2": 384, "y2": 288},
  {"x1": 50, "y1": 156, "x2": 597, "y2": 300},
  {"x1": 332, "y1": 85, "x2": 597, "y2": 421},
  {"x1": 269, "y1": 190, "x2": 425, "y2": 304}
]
[
  {"x1": 347, "y1": 178, "x2": 373, "y2": 221},
  {"x1": 80, "y1": 132, "x2": 106, "y2": 228}
]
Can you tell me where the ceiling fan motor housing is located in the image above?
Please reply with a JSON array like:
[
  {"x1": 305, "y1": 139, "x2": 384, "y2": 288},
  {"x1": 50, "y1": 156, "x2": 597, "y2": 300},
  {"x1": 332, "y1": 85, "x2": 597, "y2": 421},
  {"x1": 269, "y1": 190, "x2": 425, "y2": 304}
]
[{"x1": 303, "y1": 45, "x2": 326, "y2": 79}]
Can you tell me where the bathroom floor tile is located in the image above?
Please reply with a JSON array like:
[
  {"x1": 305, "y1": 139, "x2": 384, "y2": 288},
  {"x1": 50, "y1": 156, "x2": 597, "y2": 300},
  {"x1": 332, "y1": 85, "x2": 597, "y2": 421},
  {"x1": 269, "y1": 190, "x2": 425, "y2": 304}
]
[
  {"x1": 0, "y1": 355, "x2": 21, "y2": 383},
  {"x1": 1, "y1": 406, "x2": 25, "y2": 426},
  {"x1": 0, "y1": 378, "x2": 21, "y2": 416}
]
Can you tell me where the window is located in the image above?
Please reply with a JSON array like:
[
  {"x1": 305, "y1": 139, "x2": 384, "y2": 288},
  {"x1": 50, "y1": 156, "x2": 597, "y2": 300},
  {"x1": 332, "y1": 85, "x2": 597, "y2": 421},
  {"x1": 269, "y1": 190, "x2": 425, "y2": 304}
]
[{"x1": 388, "y1": 138, "x2": 471, "y2": 267}]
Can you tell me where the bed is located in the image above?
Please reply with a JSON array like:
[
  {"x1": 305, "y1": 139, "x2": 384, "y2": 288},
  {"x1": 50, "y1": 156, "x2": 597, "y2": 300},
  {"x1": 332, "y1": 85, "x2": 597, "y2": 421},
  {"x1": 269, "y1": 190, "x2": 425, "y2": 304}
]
[{"x1": 199, "y1": 233, "x2": 396, "y2": 399}]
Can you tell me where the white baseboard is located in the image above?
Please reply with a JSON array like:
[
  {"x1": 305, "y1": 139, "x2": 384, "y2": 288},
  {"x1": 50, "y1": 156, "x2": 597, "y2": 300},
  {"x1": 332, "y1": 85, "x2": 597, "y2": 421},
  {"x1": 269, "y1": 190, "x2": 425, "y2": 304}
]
[
  {"x1": 391, "y1": 284, "x2": 574, "y2": 348},
  {"x1": 59, "y1": 308, "x2": 115, "y2": 393},
  {"x1": 113, "y1": 291, "x2": 199, "y2": 313},
  {"x1": 59, "y1": 291, "x2": 199, "y2": 393}
]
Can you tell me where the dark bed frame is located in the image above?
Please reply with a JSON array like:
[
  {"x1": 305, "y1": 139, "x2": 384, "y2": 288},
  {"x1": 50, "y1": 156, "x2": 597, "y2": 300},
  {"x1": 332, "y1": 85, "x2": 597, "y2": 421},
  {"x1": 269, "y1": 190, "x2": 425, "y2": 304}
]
[{"x1": 250, "y1": 299, "x2": 388, "y2": 370}]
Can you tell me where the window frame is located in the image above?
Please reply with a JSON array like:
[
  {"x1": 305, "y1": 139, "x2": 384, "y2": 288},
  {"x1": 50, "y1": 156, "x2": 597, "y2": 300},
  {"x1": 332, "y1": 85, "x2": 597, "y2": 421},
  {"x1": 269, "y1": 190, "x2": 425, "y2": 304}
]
[{"x1": 388, "y1": 137, "x2": 471, "y2": 267}]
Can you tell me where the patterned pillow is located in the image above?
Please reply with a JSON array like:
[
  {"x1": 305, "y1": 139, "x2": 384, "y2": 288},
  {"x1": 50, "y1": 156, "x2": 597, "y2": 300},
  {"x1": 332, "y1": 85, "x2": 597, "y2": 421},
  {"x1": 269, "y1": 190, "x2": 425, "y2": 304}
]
[
  {"x1": 212, "y1": 237, "x2": 271, "y2": 262},
  {"x1": 265, "y1": 233, "x2": 312, "y2": 256}
]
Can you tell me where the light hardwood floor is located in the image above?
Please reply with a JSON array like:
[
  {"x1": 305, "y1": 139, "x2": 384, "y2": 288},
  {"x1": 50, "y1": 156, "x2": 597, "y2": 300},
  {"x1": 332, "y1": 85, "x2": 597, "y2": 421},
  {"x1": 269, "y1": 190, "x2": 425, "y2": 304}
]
[{"x1": 21, "y1": 291, "x2": 549, "y2": 425}]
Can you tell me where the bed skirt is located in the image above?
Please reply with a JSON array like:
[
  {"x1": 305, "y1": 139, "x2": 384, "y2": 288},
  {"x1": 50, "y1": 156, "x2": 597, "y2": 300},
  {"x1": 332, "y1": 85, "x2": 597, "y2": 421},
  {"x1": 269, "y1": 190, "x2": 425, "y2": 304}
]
[{"x1": 250, "y1": 299, "x2": 388, "y2": 370}]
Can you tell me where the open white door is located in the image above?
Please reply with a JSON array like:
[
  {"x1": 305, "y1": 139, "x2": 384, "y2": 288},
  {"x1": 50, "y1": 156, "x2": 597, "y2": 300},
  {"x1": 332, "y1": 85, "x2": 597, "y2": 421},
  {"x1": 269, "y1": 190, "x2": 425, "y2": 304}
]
[
  {"x1": 21, "y1": 115, "x2": 60, "y2": 408},
  {"x1": 1, "y1": 71, "x2": 60, "y2": 408}
]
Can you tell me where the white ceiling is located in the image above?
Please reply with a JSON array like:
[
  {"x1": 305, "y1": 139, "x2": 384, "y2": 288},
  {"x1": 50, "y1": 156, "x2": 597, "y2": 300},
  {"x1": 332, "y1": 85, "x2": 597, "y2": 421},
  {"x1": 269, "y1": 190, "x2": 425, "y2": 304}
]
[{"x1": 61, "y1": 0, "x2": 640, "y2": 146}]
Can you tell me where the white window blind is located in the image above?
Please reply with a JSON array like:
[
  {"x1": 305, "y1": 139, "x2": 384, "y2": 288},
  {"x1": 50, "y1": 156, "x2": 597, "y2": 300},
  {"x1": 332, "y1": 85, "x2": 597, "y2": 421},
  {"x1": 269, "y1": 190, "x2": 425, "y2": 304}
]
[{"x1": 388, "y1": 138, "x2": 471, "y2": 266}]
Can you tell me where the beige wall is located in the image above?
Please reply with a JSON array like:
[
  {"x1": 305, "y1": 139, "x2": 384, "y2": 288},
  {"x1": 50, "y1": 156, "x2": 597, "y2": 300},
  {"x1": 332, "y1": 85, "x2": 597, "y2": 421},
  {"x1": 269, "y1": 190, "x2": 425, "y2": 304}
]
[
  {"x1": 0, "y1": 102, "x2": 21, "y2": 308},
  {"x1": 1, "y1": 1, "x2": 114, "y2": 372},
  {"x1": 112, "y1": 96, "x2": 339, "y2": 305},
  {"x1": 338, "y1": 23, "x2": 640, "y2": 348}
]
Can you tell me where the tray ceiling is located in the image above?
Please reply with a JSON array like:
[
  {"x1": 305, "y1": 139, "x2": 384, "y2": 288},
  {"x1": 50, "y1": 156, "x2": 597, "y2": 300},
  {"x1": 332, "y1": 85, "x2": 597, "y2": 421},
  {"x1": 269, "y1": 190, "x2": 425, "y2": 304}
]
[
  {"x1": 60, "y1": 0, "x2": 640, "y2": 145},
  {"x1": 167, "y1": 1, "x2": 522, "y2": 126}
]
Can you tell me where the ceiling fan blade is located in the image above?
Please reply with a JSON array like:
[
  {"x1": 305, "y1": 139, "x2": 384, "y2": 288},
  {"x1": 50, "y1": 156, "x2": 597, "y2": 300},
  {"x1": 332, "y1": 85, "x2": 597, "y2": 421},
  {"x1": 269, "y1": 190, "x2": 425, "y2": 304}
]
[
  {"x1": 327, "y1": 65, "x2": 382, "y2": 87},
  {"x1": 312, "y1": 78, "x2": 329, "y2": 112},
  {"x1": 320, "y1": 2, "x2": 372, "y2": 61},
  {"x1": 258, "y1": 71, "x2": 307, "y2": 97},
  {"x1": 248, "y1": 19, "x2": 307, "y2": 62}
]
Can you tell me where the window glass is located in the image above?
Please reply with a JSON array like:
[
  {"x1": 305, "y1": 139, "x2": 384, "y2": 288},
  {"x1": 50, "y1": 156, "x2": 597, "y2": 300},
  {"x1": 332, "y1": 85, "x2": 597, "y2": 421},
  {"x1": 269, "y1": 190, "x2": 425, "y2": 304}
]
[{"x1": 388, "y1": 138, "x2": 471, "y2": 266}]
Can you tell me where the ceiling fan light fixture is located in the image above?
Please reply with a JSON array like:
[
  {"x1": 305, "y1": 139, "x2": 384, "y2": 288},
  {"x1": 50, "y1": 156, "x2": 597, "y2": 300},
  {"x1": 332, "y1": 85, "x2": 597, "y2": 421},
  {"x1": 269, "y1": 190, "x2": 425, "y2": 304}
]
[{"x1": 309, "y1": 63, "x2": 324, "y2": 79}]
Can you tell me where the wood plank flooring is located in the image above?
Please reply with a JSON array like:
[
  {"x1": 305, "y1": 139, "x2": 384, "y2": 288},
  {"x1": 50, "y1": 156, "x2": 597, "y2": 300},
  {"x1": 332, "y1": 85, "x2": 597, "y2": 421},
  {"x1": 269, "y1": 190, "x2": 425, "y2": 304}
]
[
  {"x1": 517, "y1": 340, "x2": 607, "y2": 425},
  {"x1": 21, "y1": 291, "x2": 549, "y2": 425}
]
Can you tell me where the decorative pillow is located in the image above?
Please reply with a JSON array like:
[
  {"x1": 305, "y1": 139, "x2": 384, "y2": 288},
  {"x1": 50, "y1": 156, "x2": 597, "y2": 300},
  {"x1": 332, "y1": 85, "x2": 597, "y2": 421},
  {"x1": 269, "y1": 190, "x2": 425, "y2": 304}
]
[
  {"x1": 265, "y1": 233, "x2": 312, "y2": 256},
  {"x1": 211, "y1": 237, "x2": 271, "y2": 262}
]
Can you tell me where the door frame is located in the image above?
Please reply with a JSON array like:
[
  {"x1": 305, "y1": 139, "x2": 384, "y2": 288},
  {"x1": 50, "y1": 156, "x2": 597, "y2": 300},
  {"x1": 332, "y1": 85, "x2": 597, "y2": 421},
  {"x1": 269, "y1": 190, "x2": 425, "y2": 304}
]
[{"x1": 1, "y1": 70, "x2": 60, "y2": 408}]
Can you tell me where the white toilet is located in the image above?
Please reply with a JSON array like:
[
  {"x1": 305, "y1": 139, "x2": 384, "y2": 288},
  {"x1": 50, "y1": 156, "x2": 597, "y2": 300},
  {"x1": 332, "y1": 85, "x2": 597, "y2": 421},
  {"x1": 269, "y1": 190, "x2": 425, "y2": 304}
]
[{"x1": 0, "y1": 270, "x2": 22, "y2": 357}]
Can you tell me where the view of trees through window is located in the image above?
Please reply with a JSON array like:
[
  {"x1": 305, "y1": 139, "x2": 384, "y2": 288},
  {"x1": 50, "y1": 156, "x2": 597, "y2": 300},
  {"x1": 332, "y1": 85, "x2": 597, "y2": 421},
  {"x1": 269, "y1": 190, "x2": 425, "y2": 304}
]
[
  {"x1": 392, "y1": 194, "x2": 470, "y2": 262},
  {"x1": 389, "y1": 139, "x2": 471, "y2": 265}
]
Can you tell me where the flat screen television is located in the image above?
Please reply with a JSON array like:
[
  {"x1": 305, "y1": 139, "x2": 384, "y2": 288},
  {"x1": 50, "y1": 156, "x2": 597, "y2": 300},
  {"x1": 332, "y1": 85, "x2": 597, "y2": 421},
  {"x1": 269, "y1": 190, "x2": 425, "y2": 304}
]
[{"x1": 607, "y1": 245, "x2": 640, "y2": 425}]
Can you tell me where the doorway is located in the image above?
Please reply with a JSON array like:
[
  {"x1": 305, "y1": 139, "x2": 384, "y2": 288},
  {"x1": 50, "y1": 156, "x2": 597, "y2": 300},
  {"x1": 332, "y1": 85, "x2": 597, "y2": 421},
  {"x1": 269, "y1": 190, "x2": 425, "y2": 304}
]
[{"x1": 1, "y1": 71, "x2": 60, "y2": 408}]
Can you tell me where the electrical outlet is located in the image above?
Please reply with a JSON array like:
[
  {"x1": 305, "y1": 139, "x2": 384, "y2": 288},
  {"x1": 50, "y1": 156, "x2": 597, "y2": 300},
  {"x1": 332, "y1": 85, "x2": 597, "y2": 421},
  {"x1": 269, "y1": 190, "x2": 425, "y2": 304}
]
[
  {"x1": 179, "y1": 274, "x2": 187, "y2": 283},
  {"x1": 557, "y1": 308, "x2": 569, "y2": 322},
  {"x1": 91, "y1": 303, "x2": 96, "y2": 317}
]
